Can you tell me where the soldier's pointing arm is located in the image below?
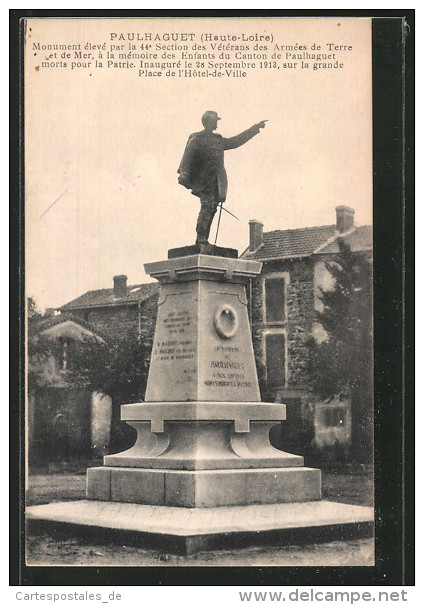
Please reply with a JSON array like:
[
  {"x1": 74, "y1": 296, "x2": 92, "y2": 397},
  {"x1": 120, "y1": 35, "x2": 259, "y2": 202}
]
[{"x1": 223, "y1": 121, "x2": 267, "y2": 151}]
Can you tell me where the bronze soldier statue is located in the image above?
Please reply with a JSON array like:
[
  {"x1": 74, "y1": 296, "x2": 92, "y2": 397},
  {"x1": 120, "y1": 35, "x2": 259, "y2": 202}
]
[{"x1": 178, "y1": 111, "x2": 267, "y2": 245}]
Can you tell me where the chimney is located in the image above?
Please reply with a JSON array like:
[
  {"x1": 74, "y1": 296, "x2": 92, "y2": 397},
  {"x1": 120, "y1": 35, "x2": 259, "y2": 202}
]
[
  {"x1": 249, "y1": 220, "x2": 263, "y2": 251},
  {"x1": 113, "y1": 274, "x2": 128, "y2": 297},
  {"x1": 336, "y1": 206, "x2": 355, "y2": 233}
]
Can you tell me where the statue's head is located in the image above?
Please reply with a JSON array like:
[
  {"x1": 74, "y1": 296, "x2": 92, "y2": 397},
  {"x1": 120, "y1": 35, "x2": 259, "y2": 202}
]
[{"x1": 202, "y1": 111, "x2": 221, "y2": 131}]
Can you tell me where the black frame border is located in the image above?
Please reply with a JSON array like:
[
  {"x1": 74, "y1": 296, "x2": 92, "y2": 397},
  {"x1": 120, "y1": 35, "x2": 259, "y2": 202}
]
[{"x1": 9, "y1": 8, "x2": 414, "y2": 587}]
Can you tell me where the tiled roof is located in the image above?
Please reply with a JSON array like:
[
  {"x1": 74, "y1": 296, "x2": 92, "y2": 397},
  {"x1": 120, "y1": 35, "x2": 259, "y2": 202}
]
[
  {"x1": 59, "y1": 282, "x2": 159, "y2": 311},
  {"x1": 242, "y1": 225, "x2": 337, "y2": 260},
  {"x1": 242, "y1": 224, "x2": 372, "y2": 261},
  {"x1": 316, "y1": 225, "x2": 373, "y2": 254},
  {"x1": 33, "y1": 313, "x2": 105, "y2": 338}
]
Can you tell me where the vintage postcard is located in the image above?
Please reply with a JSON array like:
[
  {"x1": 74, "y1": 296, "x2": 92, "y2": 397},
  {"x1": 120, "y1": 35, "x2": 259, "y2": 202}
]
[{"x1": 22, "y1": 15, "x2": 378, "y2": 572}]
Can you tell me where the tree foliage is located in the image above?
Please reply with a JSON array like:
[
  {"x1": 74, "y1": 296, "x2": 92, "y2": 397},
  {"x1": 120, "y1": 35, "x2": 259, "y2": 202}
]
[
  {"x1": 64, "y1": 330, "x2": 152, "y2": 451},
  {"x1": 27, "y1": 308, "x2": 59, "y2": 392},
  {"x1": 27, "y1": 296, "x2": 42, "y2": 319},
  {"x1": 306, "y1": 240, "x2": 373, "y2": 462},
  {"x1": 65, "y1": 330, "x2": 151, "y2": 405},
  {"x1": 27, "y1": 299, "x2": 151, "y2": 406},
  {"x1": 307, "y1": 239, "x2": 373, "y2": 400}
]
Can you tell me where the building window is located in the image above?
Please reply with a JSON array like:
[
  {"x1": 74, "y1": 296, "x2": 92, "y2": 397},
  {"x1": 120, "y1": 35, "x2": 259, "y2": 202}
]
[
  {"x1": 264, "y1": 331, "x2": 286, "y2": 388},
  {"x1": 56, "y1": 337, "x2": 75, "y2": 372},
  {"x1": 263, "y1": 273, "x2": 289, "y2": 323},
  {"x1": 62, "y1": 340, "x2": 68, "y2": 370}
]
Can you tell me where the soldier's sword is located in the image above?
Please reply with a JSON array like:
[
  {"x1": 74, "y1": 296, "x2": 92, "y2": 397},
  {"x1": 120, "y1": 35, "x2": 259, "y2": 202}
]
[
  {"x1": 214, "y1": 202, "x2": 224, "y2": 245},
  {"x1": 221, "y1": 205, "x2": 239, "y2": 220}
]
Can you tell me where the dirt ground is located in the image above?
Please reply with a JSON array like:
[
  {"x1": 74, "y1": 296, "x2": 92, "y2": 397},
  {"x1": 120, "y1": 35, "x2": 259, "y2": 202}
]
[
  {"x1": 26, "y1": 535, "x2": 374, "y2": 567},
  {"x1": 25, "y1": 467, "x2": 374, "y2": 566}
]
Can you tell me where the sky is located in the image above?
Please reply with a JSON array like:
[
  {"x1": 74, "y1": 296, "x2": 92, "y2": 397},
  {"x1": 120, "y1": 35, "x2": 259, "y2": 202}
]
[{"x1": 24, "y1": 17, "x2": 372, "y2": 310}]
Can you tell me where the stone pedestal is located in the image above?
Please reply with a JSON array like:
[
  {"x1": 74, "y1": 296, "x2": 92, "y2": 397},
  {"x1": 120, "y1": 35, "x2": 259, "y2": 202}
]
[
  {"x1": 27, "y1": 250, "x2": 373, "y2": 555},
  {"x1": 87, "y1": 253, "x2": 321, "y2": 507}
]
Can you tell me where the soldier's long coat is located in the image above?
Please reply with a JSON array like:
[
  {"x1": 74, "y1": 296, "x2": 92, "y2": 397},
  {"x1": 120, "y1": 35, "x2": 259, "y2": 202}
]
[{"x1": 177, "y1": 125, "x2": 260, "y2": 203}]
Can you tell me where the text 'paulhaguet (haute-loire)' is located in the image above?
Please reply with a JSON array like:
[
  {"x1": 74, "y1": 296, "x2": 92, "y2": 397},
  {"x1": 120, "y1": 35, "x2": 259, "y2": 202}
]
[{"x1": 31, "y1": 30, "x2": 354, "y2": 78}]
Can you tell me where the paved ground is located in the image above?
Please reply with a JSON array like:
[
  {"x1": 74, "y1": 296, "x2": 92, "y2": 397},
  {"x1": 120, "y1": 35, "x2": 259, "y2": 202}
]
[{"x1": 25, "y1": 467, "x2": 374, "y2": 566}]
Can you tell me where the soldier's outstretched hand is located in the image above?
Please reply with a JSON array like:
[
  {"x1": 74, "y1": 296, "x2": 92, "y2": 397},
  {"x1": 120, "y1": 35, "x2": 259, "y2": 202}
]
[{"x1": 257, "y1": 120, "x2": 268, "y2": 129}]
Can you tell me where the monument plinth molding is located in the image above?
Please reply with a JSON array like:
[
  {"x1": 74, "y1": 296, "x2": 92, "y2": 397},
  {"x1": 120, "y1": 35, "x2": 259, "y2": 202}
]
[{"x1": 87, "y1": 253, "x2": 321, "y2": 507}]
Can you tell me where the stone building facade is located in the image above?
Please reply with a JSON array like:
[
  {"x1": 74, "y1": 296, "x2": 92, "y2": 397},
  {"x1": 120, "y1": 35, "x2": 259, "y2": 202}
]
[
  {"x1": 241, "y1": 206, "x2": 372, "y2": 455},
  {"x1": 28, "y1": 277, "x2": 159, "y2": 465},
  {"x1": 59, "y1": 275, "x2": 159, "y2": 343}
]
